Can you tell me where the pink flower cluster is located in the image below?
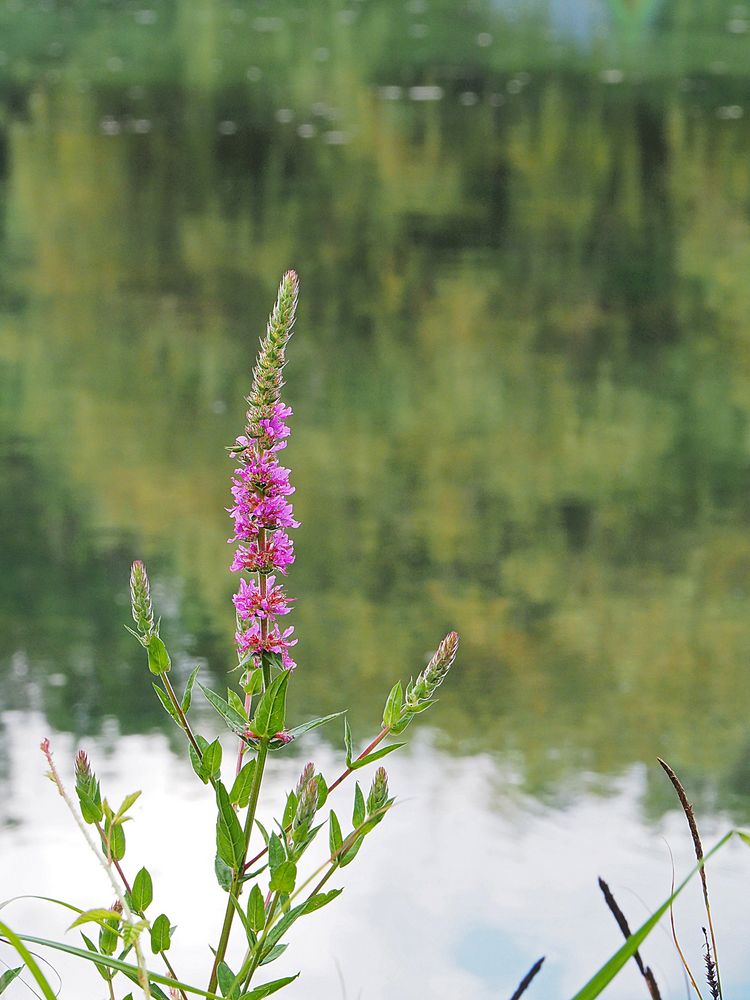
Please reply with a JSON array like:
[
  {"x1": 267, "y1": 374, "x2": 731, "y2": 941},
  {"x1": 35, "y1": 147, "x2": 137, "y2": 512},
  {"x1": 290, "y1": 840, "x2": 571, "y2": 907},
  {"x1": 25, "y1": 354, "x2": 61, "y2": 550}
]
[{"x1": 230, "y1": 402, "x2": 297, "y2": 671}]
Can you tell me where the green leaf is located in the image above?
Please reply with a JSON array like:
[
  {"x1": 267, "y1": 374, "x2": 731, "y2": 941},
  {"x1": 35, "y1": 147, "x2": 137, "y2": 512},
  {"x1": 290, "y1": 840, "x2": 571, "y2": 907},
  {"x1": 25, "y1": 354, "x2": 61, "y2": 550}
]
[
  {"x1": 216, "y1": 782, "x2": 245, "y2": 870},
  {"x1": 259, "y1": 943, "x2": 287, "y2": 966},
  {"x1": 150, "y1": 913, "x2": 171, "y2": 954},
  {"x1": 250, "y1": 672, "x2": 290, "y2": 739},
  {"x1": 189, "y1": 734, "x2": 210, "y2": 783},
  {"x1": 0, "y1": 968, "x2": 22, "y2": 994},
  {"x1": 99, "y1": 916, "x2": 118, "y2": 956},
  {"x1": 352, "y1": 784, "x2": 365, "y2": 829},
  {"x1": 239, "y1": 975, "x2": 299, "y2": 999},
  {"x1": 349, "y1": 743, "x2": 405, "y2": 770},
  {"x1": 109, "y1": 823, "x2": 126, "y2": 861},
  {"x1": 328, "y1": 811, "x2": 343, "y2": 857},
  {"x1": 247, "y1": 884, "x2": 266, "y2": 933},
  {"x1": 113, "y1": 790, "x2": 142, "y2": 824},
  {"x1": 382, "y1": 681, "x2": 403, "y2": 729},
  {"x1": 146, "y1": 635, "x2": 172, "y2": 675},
  {"x1": 201, "y1": 739, "x2": 223, "y2": 782},
  {"x1": 69, "y1": 908, "x2": 123, "y2": 930},
  {"x1": 269, "y1": 861, "x2": 297, "y2": 895},
  {"x1": 262, "y1": 890, "x2": 343, "y2": 954},
  {"x1": 241, "y1": 668, "x2": 263, "y2": 696},
  {"x1": 130, "y1": 868, "x2": 153, "y2": 912},
  {"x1": 182, "y1": 665, "x2": 201, "y2": 713},
  {"x1": 282, "y1": 791, "x2": 298, "y2": 829},
  {"x1": 215, "y1": 853, "x2": 234, "y2": 892},
  {"x1": 81, "y1": 930, "x2": 112, "y2": 981},
  {"x1": 68, "y1": 907, "x2": 121, "y2": 931},
  {"x1": 285, "y1": 712, "x2": 344, "y2": 741},
  {"x1": 153, "y1": 683, "x2": 181, "y2": 725},
  {"x1": 227, "y1": 689, "x2": 248, "y2": 718},
  {"x1": 338, "y1": 835, "x2": 364, "y2": 868},
  {"x1": 314, "y1": 774, "x2": 328, "y2": 809},
  {"x1": 389, "y1": 714, "x2": 415, "y2": 735},
  {"x1": 302, "y1": 889, "x2": 342, "y2": 914},
  {"x1": 217, "y1": 961, "x2": 238, "y2": 999},
  {"x1": 343, "y1": 718, "x2": 353, "y2": 767},
  {"x1": 199, "y1": 684, "x2": 248, "y2": 736},
  {"x1": 230, "y1": 760, "x2": 257, "y2": 808},
  {"x1": 268, "y1": 832, "x2": 285, "y2": 872},
  {"x1": 76, "y1": 787, "x2": 104, "y2": 825}
]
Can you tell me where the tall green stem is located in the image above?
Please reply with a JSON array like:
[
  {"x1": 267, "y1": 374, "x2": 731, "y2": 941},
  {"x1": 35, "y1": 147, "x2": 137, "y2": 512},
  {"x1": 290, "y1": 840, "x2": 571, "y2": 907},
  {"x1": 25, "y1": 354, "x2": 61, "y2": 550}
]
[{"x1": 207, "y1": 739, "x2": 269, "y2": 995}]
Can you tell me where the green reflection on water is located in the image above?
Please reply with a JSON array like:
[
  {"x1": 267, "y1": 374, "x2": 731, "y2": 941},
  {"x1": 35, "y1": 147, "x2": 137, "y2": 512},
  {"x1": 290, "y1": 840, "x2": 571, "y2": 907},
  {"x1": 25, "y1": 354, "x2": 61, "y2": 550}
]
[{"x1": 2, "y1": 0, "x2": 750, "y2": 818}]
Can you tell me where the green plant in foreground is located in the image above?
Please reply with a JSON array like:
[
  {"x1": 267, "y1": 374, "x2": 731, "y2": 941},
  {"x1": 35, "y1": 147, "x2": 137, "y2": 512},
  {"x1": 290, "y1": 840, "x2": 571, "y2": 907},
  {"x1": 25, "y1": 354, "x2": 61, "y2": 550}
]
[{"x1": 2, "y1": 275, "x2": 748, "y2": 1000}]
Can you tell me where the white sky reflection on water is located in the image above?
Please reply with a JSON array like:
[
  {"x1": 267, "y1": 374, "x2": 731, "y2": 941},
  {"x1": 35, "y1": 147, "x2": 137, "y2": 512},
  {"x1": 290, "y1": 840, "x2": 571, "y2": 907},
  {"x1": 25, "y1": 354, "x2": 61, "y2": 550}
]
[{"x1": 2, "y1": 713, "x2": 750, "y2": 999}]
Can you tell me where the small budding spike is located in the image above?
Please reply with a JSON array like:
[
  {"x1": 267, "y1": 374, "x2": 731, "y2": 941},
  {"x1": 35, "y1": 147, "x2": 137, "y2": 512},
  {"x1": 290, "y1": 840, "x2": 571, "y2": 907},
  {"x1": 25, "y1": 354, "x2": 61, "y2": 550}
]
[
  {"x1": 406, "y1": 630, "x2": 459, "y2": 710},
  {"x1": 294, "y1": 762, "x2": 315, "y2": 798},
  {"x1": 130, "y1": 560, "x2": 154, "y2": 635},
  {"x1": 74, "y1": 750, "x2": 93, "y2": 787},
  {"x1": 245, "y1": 270, "x2": 299, "y2": 434},
  {"x1": 293, "y1": 778, "x2": 319, "y2": 839},
  {"x1": 367, "y1": 767, "x2": 389, "y2": 816}
]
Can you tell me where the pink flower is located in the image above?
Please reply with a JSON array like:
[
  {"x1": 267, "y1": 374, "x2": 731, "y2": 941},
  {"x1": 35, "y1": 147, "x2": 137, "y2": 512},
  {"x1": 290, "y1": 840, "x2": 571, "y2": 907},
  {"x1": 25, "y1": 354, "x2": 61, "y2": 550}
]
[
  {"x1": 235, "y1": 621, "x2": 297, "y2": 671},
  {"x1": 233, "y1": 576, "x2": 292, "y2": 620},
  {"x1": 230, "y1": 530, "x2": 295, "y2": 575}
]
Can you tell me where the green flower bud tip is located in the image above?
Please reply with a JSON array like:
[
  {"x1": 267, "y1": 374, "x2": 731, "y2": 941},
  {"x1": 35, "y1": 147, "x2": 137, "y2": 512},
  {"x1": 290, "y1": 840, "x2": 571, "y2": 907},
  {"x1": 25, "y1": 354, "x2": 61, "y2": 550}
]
[
  {"x1": 130, "y1": 560, "x2": 154, "y2": 635},
  {"x1": 245, "y1": 270, "x2": 299, "y2": 434},
  {"x1": 367, "y1": 767, "x2": 389, "y2": 816},
  {"x1": 406, "y1": 630, "x2": 459, "y2": 710},
  {"x1": 293, "y1": 776, "x2": 318, "y2": 837},
  {"x1": 74, "y1": 749, "x2": 92, "y2": 786}
]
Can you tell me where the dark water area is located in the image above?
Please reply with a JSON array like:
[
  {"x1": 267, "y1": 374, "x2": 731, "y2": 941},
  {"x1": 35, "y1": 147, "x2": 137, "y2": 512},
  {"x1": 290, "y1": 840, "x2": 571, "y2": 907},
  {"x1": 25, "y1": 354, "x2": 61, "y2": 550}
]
[{"x1": 3, "y1": 1, "x2": 750, "y2": 995}]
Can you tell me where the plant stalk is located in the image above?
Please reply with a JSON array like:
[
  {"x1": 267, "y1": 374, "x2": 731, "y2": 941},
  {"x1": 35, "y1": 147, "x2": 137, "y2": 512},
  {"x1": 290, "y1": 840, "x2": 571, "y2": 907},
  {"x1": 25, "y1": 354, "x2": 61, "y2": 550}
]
[{"x1": 207, "y1": 739, "x2": 269, "y2": 995}]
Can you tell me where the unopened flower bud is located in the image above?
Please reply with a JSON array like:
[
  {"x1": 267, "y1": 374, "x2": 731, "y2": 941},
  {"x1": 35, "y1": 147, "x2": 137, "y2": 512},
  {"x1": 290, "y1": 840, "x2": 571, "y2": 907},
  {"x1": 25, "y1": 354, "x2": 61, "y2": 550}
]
[
  {"x1": 367, "y1": 767, "x2": 389, "y2": 816},
  {"x1": 112, "y1": 900, "x2": 123, "y2": 915},
  {"x1": 130, "y1": 560, "x2": 154, "y2": 635},
  {"x1": 292, "y1": 777, "x2": 318, "y2": 840},
  {"x1": 294, "y1": 762, "x2": 315, "y2": 799},
  {"x1": 246, "y1": 271, "x2": 299, "y2": 434},
  {"x1": 406, "y1": 631, "x2": 459, "y2": 710},
  {"x1": 74, "y1": 749, "x2": 92, "y2": 787}
]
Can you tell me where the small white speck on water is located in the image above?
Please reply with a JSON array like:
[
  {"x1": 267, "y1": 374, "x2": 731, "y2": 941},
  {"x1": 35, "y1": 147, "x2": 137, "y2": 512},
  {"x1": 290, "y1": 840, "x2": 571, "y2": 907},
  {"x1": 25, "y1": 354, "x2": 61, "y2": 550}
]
[
  {"x1": 218, "y1": 120, "x2": 238, "y2": 135},
  {"x1": 275, "y1": 108, "x2": 294, "y2": 124}
]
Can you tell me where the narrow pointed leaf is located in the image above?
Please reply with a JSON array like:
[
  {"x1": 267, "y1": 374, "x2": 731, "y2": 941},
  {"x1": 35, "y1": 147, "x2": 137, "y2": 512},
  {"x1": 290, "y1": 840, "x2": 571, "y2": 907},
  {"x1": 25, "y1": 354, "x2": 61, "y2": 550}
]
[
  {"x1": 329, "y1": 811, "x2": 343, "y2": 856},
  {"x1": 343, "y1": 718, "x2": 353, "y2": 767},
  {"x1": 352, "y1": 784, "x2": 365, "y2": 828},
  {"x1": 153, "y1": 683, "x2": 181, "y2": 725},
  {"x1": 69, "y1": 908, "x2": 123, "y2": 930},
  {"x1": 199, "y1": 684, "x2": 248, "y2": 736},
  {"x1": 216, "y1": 782, "x2": 245, "y2": 870},
  {"x1": 285, "y1": 712, "x2": 344, "y2": 741},
  {"x1": 0, "y1": 968, "x2": 22, "y2": 994},
  {"x1": 382, "y1": 682, "x2": 403, "y2": 729},
  {"x1": 240, "y1": 975, "x2": 299, "y2": 999},
  {"x1": 146, "y1": 635, "x2": 171, "y2": 675},
  {"x1": 182, "y1": 665, "x2": 201, "y2": 713},
  {"x1": 349, "y1": 743, "x2": 405, "y2": 770},
  {"x1": 250, "y1": 672, "x2": 290, "y2": 739},
  {"x1": 229, "y1": 760, "x2": 256, "y2": 808},
  {"x1": 247, "y1": 885, "x2": 265, "y2": 932}
]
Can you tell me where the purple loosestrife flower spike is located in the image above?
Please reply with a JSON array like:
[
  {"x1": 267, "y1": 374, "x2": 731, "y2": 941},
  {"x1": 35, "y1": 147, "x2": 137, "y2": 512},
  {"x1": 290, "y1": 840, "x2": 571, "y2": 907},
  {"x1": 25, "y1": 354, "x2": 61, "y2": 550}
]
[
  {"x1": 405, "y1": 631, "x2": 459, "y2": 710},
  {"x1": 295, "y1": 762, "x2": 316, "y2": 798},
  {"x1": 230, "y1": 272, "x2": 300, "y2": 671}
]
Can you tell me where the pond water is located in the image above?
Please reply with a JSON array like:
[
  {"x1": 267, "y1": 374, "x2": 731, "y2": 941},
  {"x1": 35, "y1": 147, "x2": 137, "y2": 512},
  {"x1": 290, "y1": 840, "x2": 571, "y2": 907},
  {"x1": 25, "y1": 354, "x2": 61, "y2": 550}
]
[{"x1": 3, "y1": 1, "x2": 750, "y2": 996}]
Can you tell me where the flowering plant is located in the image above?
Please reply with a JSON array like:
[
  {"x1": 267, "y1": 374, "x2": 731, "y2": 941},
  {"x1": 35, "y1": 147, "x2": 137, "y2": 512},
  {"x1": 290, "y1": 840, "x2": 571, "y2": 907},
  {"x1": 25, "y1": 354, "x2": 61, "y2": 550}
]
[{"x1": 0, "y1": 273, "x2": 459, "y2": 1000}]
